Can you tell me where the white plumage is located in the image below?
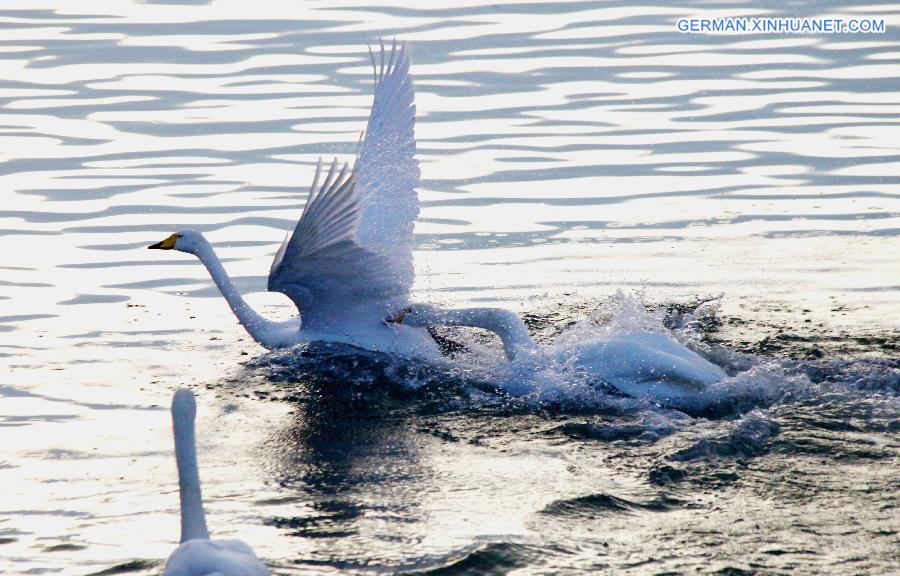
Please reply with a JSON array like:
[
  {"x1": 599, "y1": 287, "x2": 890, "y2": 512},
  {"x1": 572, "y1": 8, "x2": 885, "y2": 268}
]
[
  {"x1": 163, "y1": 389, "x2": 269, "y2": 576},
  {"x1": 390, "y1": 304, "x2": 727, "y2": 410},
  {"x1": 269, "y1": 40, "x2": 420, "y2": 320},
  {"x1": 149, "y1": 42, "x2": 440, "y2": 358}
]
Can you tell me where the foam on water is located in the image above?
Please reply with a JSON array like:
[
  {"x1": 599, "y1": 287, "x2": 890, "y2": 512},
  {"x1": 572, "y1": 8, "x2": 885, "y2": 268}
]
[{"x1": 430, "y1": 293, "x2": 780, "y2": 413}]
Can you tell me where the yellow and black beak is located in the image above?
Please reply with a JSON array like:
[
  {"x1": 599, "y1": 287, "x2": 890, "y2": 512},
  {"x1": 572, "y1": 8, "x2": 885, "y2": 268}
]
[{"x1": 148, "y1": 233, "x2": 180, "y2": 250}]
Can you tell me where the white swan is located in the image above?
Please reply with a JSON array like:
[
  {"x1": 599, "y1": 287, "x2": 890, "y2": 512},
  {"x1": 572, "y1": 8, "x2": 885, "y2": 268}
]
[
  {"x1": 163, "y1": 389, "x2": 269, "y2": 576},
  {"x1": 148, "y1": 42, "x2": 440, "y2": 359},
  {"x1": 388, "y1": 304, "x2": 728, "y2": 408},
  {"x1": 146, "y1": 41, "x2": 723, "y2": 408}
]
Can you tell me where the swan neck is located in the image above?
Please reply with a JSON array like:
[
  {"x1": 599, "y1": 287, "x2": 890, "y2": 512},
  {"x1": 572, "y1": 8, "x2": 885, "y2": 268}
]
[
  {"x1": 439, "y1": 308, "x2": 537, "y2": 360},
  {"x1": 192, "y1": 239, "x2": 279, "y2": 347},
  {"x1": 172, "y1": 405, "x2": 209, "y2": 542}
]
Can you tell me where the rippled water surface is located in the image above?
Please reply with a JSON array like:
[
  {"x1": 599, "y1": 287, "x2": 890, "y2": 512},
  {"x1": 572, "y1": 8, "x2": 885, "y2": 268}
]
[{"x1": 2, "y1": 1, "x2": 898, "y2": 575}]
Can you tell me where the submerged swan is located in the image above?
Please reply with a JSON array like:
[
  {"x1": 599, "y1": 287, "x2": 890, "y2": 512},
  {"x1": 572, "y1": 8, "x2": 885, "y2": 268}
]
[
  {"x1": 389, "y1": 304, "x2": 727, "y2": 407},
  {"x1": 148, "y1": 42, "x2": 439, "y2": 358},
  {"x1": 163, "y1": 389, "x2": 269, "y2": 576}
]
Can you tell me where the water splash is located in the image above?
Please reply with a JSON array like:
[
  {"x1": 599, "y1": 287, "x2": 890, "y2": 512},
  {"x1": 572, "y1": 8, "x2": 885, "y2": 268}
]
[{"x1": 244, "y1": 294, "x2": 776, "y2": 417}]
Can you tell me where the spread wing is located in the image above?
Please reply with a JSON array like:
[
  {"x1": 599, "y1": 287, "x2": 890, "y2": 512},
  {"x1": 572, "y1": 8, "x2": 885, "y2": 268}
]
[
  {"x1": 267, "y1": 41, "x2": 420, "y2": 320},
  {"x1": 354, "y1": 40, "x2": 419, "y2": 295},
  {"x1": 267, "y1": 159, "x2": 395, "y2": 317}
]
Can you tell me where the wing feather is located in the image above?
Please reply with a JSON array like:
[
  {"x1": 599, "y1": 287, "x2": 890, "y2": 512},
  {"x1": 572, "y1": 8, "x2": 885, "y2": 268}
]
[
  {"x1": 267, "y1": 42, "x2": 420, "y2": 321},
  {"x1": 267, "y1": 157, "x2": 395, "y2": 315},
  {"x1": 353, "y1": 41, "x2": 420, "y2": 292}
]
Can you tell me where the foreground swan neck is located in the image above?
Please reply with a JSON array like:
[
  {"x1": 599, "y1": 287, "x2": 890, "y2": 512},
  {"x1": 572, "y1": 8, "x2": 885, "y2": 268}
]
[
  {"x1": 191, "y1": 238, "x2": 280, "y2": 347},
  {"x1": 172, "y1": 390, "x2": 209, "y2": 542}
]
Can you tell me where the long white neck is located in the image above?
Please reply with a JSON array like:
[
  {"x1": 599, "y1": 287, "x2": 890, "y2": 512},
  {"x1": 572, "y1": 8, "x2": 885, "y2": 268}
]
[
  {"x1": 171, "y1": 389, "x2": 209, "y2": 543},
  {"x1": 190, "y1": 237, "x2": 282, "y2": 348},
  {"x1": 416, "y1": 307, "x2": 537, "y2": 360}
]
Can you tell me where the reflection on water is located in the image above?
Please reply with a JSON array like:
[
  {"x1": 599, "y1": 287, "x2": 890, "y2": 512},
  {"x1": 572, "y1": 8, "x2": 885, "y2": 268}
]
[{"x1": 1, "y1": 1, "x2": 898, "y2": 574}]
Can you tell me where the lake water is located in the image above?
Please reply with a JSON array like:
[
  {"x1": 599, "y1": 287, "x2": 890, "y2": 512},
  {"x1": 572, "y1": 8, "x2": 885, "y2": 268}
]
[{"x1": 1, "y1": 1, "x2": 898, "y2": 575}]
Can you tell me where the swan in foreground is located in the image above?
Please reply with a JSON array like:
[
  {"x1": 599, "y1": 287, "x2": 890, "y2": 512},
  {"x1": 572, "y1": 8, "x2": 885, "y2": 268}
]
[
  {"x1": 163, "y1": 389, "x2": 269, "y2": 576},
  {"x1": 148, "y1": 42, "x2": 440, "y2": 358},
  {"x1": 388, "y1": 304, "x2": 727, "y2": 408}
]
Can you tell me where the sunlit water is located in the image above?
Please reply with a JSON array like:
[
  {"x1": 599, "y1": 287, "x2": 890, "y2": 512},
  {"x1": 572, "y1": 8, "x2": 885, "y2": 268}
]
[{"x1": 2, "y1": 1, "x2": 898, "y2": 575}]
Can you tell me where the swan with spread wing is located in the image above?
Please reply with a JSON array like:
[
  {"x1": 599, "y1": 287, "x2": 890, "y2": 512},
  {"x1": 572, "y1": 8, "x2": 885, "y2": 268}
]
[
  {"x1": 147, "y1": 42, "x2": 728, "y2": 402},
  {"x1": 149, "y1": 42, "x2": 440, "y2": 358}
]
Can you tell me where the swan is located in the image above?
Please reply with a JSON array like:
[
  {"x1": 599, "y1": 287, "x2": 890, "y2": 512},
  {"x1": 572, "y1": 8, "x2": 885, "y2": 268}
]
[
  {"x1": 148, "y1": 41, "x2": 440, "y2": 359},
  {"x1": 387, "y1": 304, "x2": 728, "y2": 408},
  {"x1": 163, "y1": 389, "x2": 269, "y2": 576},
  {"x1": 145, "y1": 41, "x2": 722, "y2": 408}
]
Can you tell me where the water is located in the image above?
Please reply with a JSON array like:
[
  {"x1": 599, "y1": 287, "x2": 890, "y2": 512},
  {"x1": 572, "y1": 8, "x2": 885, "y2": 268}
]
[{"x1": 1, "y1": 1, "x2": 898, "y2": 574}]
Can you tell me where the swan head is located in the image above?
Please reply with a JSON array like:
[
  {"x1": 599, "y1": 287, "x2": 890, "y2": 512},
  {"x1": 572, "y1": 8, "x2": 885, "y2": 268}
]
[
  {"x1": 148, "y1": 230, "x2": 205, "y2": 255},
  {"x1": 171, "y1": 388, "x2": 197, "y2": 423},
  {"x1": 385, "y1": 303, "x2": 442, "y2": 327}
]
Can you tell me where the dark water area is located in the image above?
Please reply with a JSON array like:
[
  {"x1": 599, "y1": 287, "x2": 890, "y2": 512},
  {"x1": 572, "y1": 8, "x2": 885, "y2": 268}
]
[{"x1": 195, "y1": 297, "x2": 898, "y2": 576}]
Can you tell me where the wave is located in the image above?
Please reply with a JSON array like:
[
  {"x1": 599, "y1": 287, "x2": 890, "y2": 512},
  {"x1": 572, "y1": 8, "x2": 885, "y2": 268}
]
[
  {"x1": 668, "y1": 409, "x2": 779, "y2": 461},
  {"x1": 405, "y1": 542, "x2": 544, "y2": 576},
  {"x1": 541, "y1": 492, "x2": 688, "y2": 517}
]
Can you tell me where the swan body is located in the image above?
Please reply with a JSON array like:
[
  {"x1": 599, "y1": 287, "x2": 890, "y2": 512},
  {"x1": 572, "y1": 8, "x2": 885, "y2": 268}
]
[
  {"x1": 163, "y1": 389, "x2": 269, "y2": 576},
  {"x1": 151, "y1": 230, "x2": 440, "y2": 356},
  {"x1": 391, "y1": 304, "x2": 727, "y2": 408},
  {"x1": 148, "y1": 42, "x2": 440, "y2": 360},
  {"x1": 164, "y1": 539, "x2": 268, "y2": 576}
]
